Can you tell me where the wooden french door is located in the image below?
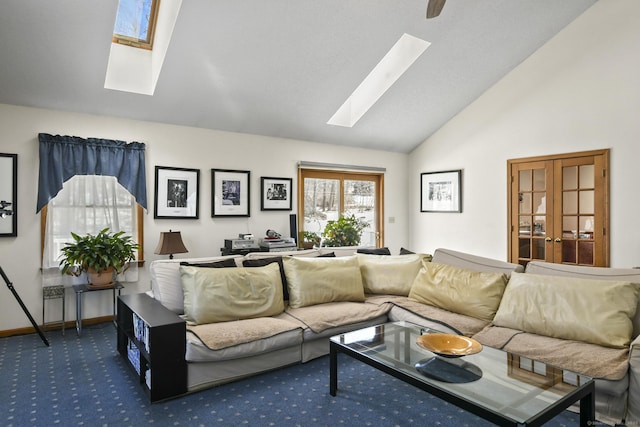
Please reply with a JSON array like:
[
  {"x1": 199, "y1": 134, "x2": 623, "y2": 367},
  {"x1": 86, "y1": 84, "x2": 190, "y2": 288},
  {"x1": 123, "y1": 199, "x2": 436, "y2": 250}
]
[{"x1": 508, "y1": 149, "x2": 609, "y2": 267}]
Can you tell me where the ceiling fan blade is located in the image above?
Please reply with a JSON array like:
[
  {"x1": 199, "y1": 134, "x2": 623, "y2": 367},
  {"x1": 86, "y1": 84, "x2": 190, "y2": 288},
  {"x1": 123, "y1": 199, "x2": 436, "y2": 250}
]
[{"x1": 426, "y1": 0, "x2": 446, "y2": 19}]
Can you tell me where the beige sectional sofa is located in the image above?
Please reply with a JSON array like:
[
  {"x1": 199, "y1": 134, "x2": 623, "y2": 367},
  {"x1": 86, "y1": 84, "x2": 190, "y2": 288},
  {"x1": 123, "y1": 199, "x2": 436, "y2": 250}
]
[{"x1": 147, "y1": 247, "x2": 640, "y2": 426}]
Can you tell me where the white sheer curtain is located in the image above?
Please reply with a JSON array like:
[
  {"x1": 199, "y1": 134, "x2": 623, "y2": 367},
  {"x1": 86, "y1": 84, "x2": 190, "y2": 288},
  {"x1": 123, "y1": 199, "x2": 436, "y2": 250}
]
[{"x1": 42, "y1": 175, "x2": 139, "y2": 287}]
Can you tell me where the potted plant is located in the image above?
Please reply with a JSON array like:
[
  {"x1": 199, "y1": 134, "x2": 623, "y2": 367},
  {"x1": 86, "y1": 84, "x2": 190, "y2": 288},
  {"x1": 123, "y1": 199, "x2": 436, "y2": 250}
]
[
  {"x1": 321, "y1": 214, "x2": 369, "y2": 247},
  {"x1": 59, "y1": 228, "x2": 139, "y2": 288},
  {"x1": 301, "y1": 231, "x2": 321, "y2": 249}
]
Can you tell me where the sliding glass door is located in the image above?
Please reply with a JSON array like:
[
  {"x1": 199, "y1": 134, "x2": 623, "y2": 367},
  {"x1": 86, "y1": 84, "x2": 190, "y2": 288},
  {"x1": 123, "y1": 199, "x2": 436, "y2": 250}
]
[{"x1": 298, "y1": 169, "x2": 383, "y2": 248}]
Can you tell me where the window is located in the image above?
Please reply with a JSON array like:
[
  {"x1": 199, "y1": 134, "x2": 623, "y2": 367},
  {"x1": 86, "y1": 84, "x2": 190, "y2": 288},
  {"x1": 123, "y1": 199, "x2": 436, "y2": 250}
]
[
  {"x1": 37, "y1": 133, "x2": 147, "y2": 285},
  {"x1": 41, "y1": 176, "x2": 144, "y2": 283},
  {"x1": 298, "y1": 168, "x2": 383, "y2": 248},
  {"x1": 112, "y1": 0, "x2": 160, "y2": 50}
]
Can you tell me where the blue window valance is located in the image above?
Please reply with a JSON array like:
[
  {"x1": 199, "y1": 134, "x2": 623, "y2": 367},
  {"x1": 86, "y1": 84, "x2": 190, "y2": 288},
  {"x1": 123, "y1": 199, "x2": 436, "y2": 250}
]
[{"x1": 36, "y1": 133, "x2": 147, "y2": 212}]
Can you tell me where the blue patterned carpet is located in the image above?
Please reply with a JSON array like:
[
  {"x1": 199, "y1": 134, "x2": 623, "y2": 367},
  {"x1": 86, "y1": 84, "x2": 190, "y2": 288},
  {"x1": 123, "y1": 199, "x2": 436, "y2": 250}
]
[{"x1": 0, "y1": 323, "x2": 586, "y2": 427}]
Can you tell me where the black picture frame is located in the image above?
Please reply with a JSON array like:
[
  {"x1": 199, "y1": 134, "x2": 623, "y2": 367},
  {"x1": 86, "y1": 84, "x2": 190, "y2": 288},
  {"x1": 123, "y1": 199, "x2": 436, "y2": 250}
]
[
  {"x1": 211, "y1": 169, "x2": 251, "y2": 217},
  {"x1": 261, "y1": 177, "x2": 292, "y2": 211},
  {"x1": 0, "y1": 153, "x2": 17, "y2": 237},
  {"x1": 420, "y1": 170, "x2": 462, "y2": 213},
  {"x1": 154, "y1": 166, "x2": 200, "y2": 219}
]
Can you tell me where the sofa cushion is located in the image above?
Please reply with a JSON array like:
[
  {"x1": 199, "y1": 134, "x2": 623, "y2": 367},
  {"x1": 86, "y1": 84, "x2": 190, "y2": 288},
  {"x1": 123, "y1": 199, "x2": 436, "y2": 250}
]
[
  {"x1": 285, "y1": 301, "x2": 391, "y2": 334},
  {"x1": 387, "y1": 297, "x2": 490, "y2": 337},
  {"x1": 242, "y1": 256, "x2": 289, "y2": 300},
  {"x1": 180, "y1": 263, "x2": 285, "y2": 324},
  {"x1": 493, "y1": 272, "x2": 639, "y2": 348},
  {"x1": 317, "y1": 247, "x2": 358, "y2": 257},
  {"x1": 525, "y1": 261, "x2": 640, "y2": 337},
  {"x1": 149, "y1": 255, "x2": 241, "y2": 314},
  {"x1": 357, "y1": 253, "x2": 424, "y2": 296},
  {"x1": 186, "y1": 315, "x2": 302, "y2": 354},
  {"x1": 283, "y1": 256, "x2": 365, "y2": 308},
  {"x1": 408, "y1": 262, "x2": 508, "y2": 321},
  {"x1": 474, "y1": 325, "x2": 630, "y2": 380},
  {"x1": 181, "y1": 258, "x2": 237, "y2": 268},
  {"x1": 316, "y1": 251, "x2": 336, "y2": 257},
  {"x1": 357, "y1": 247, "x2": 391, "y2": 255}
]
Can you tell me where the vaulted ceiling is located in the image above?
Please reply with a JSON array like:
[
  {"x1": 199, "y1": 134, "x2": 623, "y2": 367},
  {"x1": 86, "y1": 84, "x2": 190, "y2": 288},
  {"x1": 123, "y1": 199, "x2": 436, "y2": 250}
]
[{"x1": 0, "y1": 0, "x2": 597, "y2": 153}]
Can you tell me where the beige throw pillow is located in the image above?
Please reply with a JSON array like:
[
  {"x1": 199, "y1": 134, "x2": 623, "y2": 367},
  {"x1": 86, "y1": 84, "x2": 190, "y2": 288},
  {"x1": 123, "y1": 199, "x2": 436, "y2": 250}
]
[
  {"x1": 180, "y1": 263, "x2": 284, "y2": 324},
  {"x1": 357, "y1": 253, "x2": 425, "y2": 296},
  {"x1": 493, "y1": 272, "x2": 639, "y2": 348},
  {"x1": 283, "y1": 256, "x2": 365, "y2": 308},
  {"x1": 408, "y1": 261, "x2": 508, "y2": 321}
]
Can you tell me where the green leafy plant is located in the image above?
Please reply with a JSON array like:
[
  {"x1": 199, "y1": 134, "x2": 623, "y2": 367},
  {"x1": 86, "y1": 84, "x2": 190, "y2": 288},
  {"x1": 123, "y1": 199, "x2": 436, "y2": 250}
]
[
  {"x1": 59, "y1": 228, "x2": 139, "y2": 276},
  {"x1": 322, "y1": 214, "x2": 369, "y2": 247},
  {"x1": 302, "y1": 231, "x2": 321, "y2": 245}
]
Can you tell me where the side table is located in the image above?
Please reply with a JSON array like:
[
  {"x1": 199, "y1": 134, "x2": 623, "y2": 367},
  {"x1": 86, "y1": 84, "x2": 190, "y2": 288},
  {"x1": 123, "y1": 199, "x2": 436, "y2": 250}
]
[
  {"x1": 43, "y1": 285, "x2": 65, "y2": 334},
  {"x1": 73, "y1": 282, "x2": 123, "y2": 336}
]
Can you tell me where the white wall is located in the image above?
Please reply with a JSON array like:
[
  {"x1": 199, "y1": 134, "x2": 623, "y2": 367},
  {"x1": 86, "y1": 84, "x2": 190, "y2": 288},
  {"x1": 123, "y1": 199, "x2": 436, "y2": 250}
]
[
  {"x1": 0, "y1": 104, "x2": 409, "y2": 330},
  {"x1": 409, "y1": 0, "x2": 640, "y2": 266}
]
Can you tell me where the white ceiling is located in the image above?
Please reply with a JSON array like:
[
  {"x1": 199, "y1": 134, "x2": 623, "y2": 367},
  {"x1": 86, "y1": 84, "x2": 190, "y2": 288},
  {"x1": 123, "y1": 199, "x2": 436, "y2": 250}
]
[{"x1": 0, "y1": 0, "x2": 597, "y2": 153}]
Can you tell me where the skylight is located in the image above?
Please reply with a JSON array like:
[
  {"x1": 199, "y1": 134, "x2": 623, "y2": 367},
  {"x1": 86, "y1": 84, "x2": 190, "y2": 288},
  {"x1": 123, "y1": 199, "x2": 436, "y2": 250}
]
[
  {"x1": 112, "y1": 0, "x2": 160, "y2": 50},
  {"x1": 105, "y1": 0, "x2": 183, "y2": 95},
  {"x1": 327, "y1": 33, "x2": 431, "y2": 128}
]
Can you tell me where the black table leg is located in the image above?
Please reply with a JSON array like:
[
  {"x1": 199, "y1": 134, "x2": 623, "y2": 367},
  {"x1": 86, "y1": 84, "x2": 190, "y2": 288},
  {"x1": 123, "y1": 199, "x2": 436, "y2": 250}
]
[
  {"x1": 579, "y1": 384, "x2": 595, "y2": 427},
  {"x1": 330, "y1": 342, "x2": 338, "y2": 396}
]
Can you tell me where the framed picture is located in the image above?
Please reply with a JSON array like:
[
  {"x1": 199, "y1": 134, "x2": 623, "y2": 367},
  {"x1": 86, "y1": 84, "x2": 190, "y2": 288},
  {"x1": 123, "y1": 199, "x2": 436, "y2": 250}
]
[
  {"x1": 212, "y1": 169, "x2": 251, "y2": 217},
  {"x1": 154, "y1": 166, "x2": 200, "y2": 219},
  {"x1": 261, "y1": 177, "x2": 292, "y2": 211},
  {"x1": 0, "y1": 153, "x2": 17, "y2": 237},
  {"x1": 420, "y1": 170, "x2": 462, "y2": 213}
]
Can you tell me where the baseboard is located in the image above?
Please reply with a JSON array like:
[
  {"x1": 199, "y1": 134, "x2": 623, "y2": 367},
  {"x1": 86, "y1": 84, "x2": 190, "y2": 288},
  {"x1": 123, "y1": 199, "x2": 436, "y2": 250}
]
[{"x1": 0, "y1": 315, "x2": 114, "y2": 337}]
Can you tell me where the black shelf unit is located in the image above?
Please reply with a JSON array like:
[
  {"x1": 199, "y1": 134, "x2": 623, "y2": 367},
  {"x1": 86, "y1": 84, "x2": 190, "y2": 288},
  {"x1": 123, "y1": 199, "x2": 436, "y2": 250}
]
[{"x1": 116, "y1": 293, "x2": 187, "y2": 402}]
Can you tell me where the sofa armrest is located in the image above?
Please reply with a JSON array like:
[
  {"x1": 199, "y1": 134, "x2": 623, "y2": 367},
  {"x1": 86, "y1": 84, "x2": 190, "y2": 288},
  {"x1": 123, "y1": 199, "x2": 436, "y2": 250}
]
[{"x1": 627, "y1": 334, "x2": 640, "y2": 424}]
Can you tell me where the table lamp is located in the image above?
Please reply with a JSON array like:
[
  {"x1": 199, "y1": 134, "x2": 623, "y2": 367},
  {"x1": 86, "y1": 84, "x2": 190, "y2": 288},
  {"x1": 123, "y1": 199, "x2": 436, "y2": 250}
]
[{"x1": 155, "y1": 230, "x2": 188, "y2": 259}]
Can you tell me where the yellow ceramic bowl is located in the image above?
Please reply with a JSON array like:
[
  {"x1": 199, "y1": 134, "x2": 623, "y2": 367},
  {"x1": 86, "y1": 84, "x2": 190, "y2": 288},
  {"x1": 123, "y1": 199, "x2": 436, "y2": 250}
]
[{"x1": 416, "y1": 333, "x2": 482, "y2": 358}]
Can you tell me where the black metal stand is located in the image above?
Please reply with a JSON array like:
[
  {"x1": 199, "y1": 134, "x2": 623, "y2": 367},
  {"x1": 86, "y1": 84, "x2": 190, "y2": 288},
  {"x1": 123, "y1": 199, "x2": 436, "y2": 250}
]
[{"x1": 0, "y1": 265, "x2": 49, "y2": 346}]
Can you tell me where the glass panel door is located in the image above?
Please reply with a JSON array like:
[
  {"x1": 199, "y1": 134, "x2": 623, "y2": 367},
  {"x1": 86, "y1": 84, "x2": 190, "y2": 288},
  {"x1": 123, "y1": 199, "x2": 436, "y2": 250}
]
[
  {"x1": 558, "y1": 161, "x2": 596, "y2": 265},
  {"x1": 299, "y1": 169, "x2": 382, "y2": 248},
  {"x1": 344, "y1": 179, "x2": 377, "y2": 247},
  {"x1": 512, "y1": 161, "x2": 552, "y2": 267},
  {"x1": 302, "y1": 177, "x2": 340, "y2": 243}
]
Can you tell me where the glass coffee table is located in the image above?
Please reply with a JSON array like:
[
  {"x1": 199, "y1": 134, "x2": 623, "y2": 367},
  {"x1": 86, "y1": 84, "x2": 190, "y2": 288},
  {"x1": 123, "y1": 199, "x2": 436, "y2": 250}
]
[{"x1": 329, "y1": 321, "x2": 595, "y2": 427}]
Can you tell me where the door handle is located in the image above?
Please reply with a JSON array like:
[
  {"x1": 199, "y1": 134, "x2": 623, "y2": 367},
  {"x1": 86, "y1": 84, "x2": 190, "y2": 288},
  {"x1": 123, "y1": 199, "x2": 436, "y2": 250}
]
[
  {"x1": 545, "y1": 237, "x2": 552, "y2": 242},
  {"x1": 554, "y1": 238, "x2": 562, "y2": 243}
]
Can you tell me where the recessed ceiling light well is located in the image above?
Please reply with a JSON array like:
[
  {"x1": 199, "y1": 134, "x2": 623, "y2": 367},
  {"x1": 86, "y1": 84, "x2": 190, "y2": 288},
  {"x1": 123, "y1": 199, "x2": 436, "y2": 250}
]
[{"x1": 327, "y1": 33, "x2": 431, "y2": 128}]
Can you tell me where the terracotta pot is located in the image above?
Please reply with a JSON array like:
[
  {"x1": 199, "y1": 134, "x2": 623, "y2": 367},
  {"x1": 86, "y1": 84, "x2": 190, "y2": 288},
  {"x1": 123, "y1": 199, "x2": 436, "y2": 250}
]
[{"x1": 87, "y1": 266, "x2": 115, "y2": 289}]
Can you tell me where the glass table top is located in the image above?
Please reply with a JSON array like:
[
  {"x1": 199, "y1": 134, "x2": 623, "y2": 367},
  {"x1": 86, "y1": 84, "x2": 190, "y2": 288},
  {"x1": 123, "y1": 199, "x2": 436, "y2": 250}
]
[{"x1": 330, "y1": 321, "x2": 593, "y2": 424}]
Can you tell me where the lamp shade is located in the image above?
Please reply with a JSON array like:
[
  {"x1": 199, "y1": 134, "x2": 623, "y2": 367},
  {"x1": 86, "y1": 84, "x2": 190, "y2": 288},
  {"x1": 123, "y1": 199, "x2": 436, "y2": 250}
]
[{"x1": 155, "y1": 230, "x2": 188, "y2": 259}]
